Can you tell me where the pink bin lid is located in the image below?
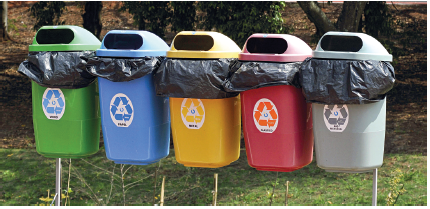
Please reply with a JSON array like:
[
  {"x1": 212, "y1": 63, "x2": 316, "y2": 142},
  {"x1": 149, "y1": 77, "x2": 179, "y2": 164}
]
[{"x1": 239, "y1": 34, "x2": 312, "y2": 62}]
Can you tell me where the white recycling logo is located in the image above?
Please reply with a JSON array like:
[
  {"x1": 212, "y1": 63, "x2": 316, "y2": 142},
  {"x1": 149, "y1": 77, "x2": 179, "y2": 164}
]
[
  {"x1": 42, "y1": 88, "x2": 65, "y2": 120},
  {"x1": 323, "y1": 104, "x2": 349, "y2": 132},
  {"x1": 110, "y1": 93, "x2": 134, "y2": 127}
]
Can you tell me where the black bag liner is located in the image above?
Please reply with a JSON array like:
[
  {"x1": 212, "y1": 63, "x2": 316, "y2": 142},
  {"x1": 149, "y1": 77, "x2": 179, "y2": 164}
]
[
  {"x1": 18, "y1": 51, "x2": 96, "y2": 89},
  {"x1": 300, "y1": 58, "x2": 395, "y2": 104},
  {"x1": 84, "y1": 55, "x2": 164, "y2": 82},
  {"x1": 223, "y1": 60, "x2": 302, "y2": 92},
  {"x1": 154, "y1": 58, "x2": 239, "y2": 99}
]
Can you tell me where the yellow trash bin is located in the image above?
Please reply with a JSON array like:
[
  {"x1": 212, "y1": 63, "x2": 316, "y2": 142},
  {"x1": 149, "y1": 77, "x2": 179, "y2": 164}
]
[{"x1": 166, "y1": 31, "x2": 241, "y2": 168}]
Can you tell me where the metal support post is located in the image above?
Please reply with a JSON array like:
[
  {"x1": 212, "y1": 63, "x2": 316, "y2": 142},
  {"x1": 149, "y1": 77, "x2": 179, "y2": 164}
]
[
  {"x1": 372, "y1": 168, "x2": 377, "y2": 206},
  {"x1": 55, "y1": 158, "x2": 61, "y2": 206}
]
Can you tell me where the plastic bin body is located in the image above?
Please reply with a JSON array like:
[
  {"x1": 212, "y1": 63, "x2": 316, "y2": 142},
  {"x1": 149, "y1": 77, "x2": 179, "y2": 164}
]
[
  {"x1": 312, "y1": 99, "x2": 386, "y2": 172},
  {"x1": 30, "y1": 26, "x2": 101, "y2": 158},
  {"x1": 241, "y1": 85, "x2": 313, "y2": 172},
  {"x1": 311, "y1": 32, "x2": 392, "y2": 172},
  {"x1": 97, "y1": 30, "x2": 170, "y2": 165},
  {"x1": 238, "y1": 34, "x2": 314, "y2": 172},
  {"x1": 99, "y1": 77, "x2": 170, "y2": 165},
  {"x1": 167, "y1": 31, "x2": 241, "y2": 168},
  {"x1": 32, "y1": 81, "x2": 100, "y2": 158},
  {"x1": 170, "y1": 96, "x2": 241, "y2": 168}
]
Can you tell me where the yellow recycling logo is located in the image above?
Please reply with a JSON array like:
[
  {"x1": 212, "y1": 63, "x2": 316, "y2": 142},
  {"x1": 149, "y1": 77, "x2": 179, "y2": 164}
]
[{"x1": 181, "y1": 98, "x2": 205, "y2": 129}]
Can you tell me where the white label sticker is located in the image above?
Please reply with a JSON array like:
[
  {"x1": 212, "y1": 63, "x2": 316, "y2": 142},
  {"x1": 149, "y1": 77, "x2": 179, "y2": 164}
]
[
  {"x1": 253, "y1": 98, "x2": 279, "y2": 133},
  {"x1": 323, "y1": 104, "x2": 349, "y2": 132},
  {"x1": 110, "y1": 93, "x2": 134, "y2": 127},
  {"x1": 181, "y1": 98, "x2": 205, "y2": 129},
  {"x1": 42, "y1": 88, "x2": 65, "y2": 120}
]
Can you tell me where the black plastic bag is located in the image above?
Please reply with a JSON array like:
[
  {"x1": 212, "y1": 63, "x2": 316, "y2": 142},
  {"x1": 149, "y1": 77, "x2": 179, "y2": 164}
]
[
  {"x1": 300, "y1": 58, "x2": 395, "y2": 104},
  {"x1": 84, "y1": 55, "x2": 164, "y2": 82},
  {"x1": 154, "y1": 58, "x2": 239, "y2": 99},
  {"x1": 223, "y1": 60, "x2": 302, "y2": 92},
  {"x1": 18, "y1": 51, "x2": 95, "y2": 89}
]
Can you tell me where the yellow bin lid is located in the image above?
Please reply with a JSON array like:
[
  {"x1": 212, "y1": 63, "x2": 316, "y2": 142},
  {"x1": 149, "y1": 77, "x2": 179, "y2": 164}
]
[{"x1": 167, "y1": 31, "x2": 241, "y2": 59}]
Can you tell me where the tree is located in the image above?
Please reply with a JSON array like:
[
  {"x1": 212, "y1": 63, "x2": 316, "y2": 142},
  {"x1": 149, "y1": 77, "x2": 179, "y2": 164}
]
[
  {"x1": 29, "y1": 1, "x2": 66, "y2": 31},
  {"x1": 197, "y1": 1, "x2": 292, "y2": 47},
  {"x1": 361, "y1": 1, "x2": 395, "y2": 39},
  {"x1": 120, "y1": 1, "x2": 171, "y2": 39},
  {"x1": 170, "y1": 1, "x2": 196, "y2": 32},
  {"x1": 298, "y1": 1, "x2": 367, "y2": 37},
  {"x1": 1, "y1": 1, "x2": 10, "y2": 42},
  {"x1": 82, "y1": 1, "x2": 103, "y2": 40}
]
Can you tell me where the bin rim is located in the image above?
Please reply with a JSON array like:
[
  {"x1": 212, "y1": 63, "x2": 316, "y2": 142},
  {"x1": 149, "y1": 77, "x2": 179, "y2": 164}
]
[
  {"x1": 167, "y1": 31, "x2": 241, "y2": 59},
  {"x1": 29, "y1": 25, "x2": 101, "y2": 52},
  {"x1": 96, "y1": 30, "x2": 169, "y2": 58},
  {"x1": 239, "y1": 33, "x2": 312, "y2": 62},
  {"x1": 313, "y1": 31, "x2": 392, "y2": 62}
]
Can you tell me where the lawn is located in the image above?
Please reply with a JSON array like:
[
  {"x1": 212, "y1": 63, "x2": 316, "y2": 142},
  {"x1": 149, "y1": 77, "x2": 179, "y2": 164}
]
[{"x1": 1, "y1": 148, "x2": 427, "y2": 206}]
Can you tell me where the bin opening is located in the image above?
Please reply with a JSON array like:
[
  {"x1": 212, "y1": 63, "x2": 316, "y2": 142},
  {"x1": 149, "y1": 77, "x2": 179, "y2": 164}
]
[
  {"x1": 104, "y1": 33, "x2": 143, "y2": 50},
  {"x1": 246, "y1": 37, "x2": 288, "y2": 54},
  {"x1": 36, "y1": 29, "x2": 74, "y2": 44},
  {"x1": 320, "y1": 35, "x2": 362, "y2": 52},
  {"x1": 173, "y1": 35, "x2": 214, "y2": 51}
]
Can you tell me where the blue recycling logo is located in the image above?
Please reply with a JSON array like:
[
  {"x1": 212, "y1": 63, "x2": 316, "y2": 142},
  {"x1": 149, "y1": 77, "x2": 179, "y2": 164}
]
[
  {"x1": 42, "y1": 88, "x2": 65, "y2": 120},
  {"x1": 110, "y1": 93, "x2": 134, "y2": 127}
]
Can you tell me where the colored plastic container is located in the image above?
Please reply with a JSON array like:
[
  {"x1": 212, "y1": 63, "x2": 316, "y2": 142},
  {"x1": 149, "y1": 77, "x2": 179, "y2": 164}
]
[
  {"x1": 312, "y1": 32, "x2": 392, "y2": 173},
  {"x1": 96, "y1": 30, "x2": 171, "y2": 165},
  {"x1": 31, "y1": 25, "x2": 101, "y2": 158},
  {"x1": 239, "y1": 34, "x2": 314, "y2": 172},
  {"x1": 168, "y1": 31, "x2": 241, "y2": 168}
]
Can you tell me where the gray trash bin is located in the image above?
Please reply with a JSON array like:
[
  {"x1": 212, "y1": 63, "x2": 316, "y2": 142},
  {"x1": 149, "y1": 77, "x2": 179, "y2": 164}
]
[{"x1": 301, "y1": 32, "x2": 395, "y2": 173}]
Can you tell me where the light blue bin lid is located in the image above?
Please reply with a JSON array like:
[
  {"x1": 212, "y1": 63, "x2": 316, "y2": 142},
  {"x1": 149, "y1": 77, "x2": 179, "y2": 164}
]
[
  {"x1": 313, "y1": 31, "x2": 392, "y2": 62},
  {"x1": 96, "y1": 30, "x2": 169, "y2": 58}
]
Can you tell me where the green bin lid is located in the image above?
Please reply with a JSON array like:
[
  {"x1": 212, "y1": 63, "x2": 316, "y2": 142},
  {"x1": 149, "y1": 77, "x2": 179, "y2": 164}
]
[{"x1": 29, "y1": 25, "x2": 101, "y2": 52}]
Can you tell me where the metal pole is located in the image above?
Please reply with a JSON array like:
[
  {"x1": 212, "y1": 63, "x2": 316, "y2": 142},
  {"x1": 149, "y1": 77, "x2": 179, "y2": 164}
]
[
  {"x1": 55, "y1": 158, "x2": 61, "y2": 206},
  {"x1": 372, "y1": 168, "x2": 377, "y2": 206}
]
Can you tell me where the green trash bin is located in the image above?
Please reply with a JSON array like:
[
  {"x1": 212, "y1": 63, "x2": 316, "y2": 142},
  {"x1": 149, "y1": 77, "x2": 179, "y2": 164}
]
[{"x1": 21, "y1": 26, "x2": 101, "y2": 158}]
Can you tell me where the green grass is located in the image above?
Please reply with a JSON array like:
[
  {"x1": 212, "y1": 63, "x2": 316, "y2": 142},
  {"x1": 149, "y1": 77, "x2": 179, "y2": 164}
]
[{"x1": 1, "y1": 148, "x2": 427, "y2": 206}]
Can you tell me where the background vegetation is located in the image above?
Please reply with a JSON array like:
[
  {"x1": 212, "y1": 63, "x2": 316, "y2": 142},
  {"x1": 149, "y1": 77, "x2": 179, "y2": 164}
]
[{"x1": 1, "y1": 1, "x2": 427, "y2": 206}]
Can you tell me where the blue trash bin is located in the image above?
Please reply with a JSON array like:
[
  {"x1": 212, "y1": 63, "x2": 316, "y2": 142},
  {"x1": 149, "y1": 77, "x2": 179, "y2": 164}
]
[{"x1": 96, "y1": 30, "x2": 170, "y2": 165}]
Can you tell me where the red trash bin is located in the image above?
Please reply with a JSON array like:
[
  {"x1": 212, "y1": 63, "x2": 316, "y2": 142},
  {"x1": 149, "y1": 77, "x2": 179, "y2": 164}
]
[{"x1": 239, "y1": 34, "x2": 314, "y2": 172}]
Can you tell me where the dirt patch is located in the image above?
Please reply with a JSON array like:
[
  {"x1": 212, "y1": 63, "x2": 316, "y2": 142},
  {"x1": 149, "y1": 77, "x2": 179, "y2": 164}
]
[{"x1": 1, "y1": 2, "x2": 427, "y2": 155}]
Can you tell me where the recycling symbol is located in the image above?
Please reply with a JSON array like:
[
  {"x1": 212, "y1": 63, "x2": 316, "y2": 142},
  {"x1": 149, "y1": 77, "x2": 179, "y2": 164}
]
[
  {"x1": 323, "y1": 104, "x2": 349, "y2": 132},
  {"x1": 42, "y1": 88, "x2": 65, "y2": 120},
  {"x1": 110, "y1": 93, "x2": 134, "y2": 127},
  {"x1": 181, "y1": 98, "x2": 205, "y2": 129},
  {"x1": 253, "y1": 98, "x2": 279, "y2": 133}
]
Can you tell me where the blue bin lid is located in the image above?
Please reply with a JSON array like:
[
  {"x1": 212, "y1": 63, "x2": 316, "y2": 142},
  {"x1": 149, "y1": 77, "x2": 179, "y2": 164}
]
[
  {"x1": 96, "y1": 30, "x2": 169, "y2": 57},
  {"x1": 313, "y1": 31, "x2": 392, "y2": 62}
]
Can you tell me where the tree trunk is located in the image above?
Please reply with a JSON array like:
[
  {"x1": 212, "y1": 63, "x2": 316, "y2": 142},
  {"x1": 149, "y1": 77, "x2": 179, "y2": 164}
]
[
  {"x1": 1, "y1": 1, "x2": 10, "y2": 42},
  {"x1": 82, "y1": 1, "x2": 102, "y2": 40},
  {"x1": 298, "y1": 1, "x2": 368, "y2": 38},
  {"x1": 337, "y1": 1, "x2": 368, "y2": 32},
  {"x1": 297, "y1": 1, "x2": 336, "y2": 37}
]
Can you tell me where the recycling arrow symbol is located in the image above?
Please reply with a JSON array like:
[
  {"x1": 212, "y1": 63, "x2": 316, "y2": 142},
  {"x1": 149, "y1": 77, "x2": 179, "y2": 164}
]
[
  {"x1": 253, "y1": 98, "x2": 279, "y2": 133},
  {"x1": 110, "y1": 93, "x2": 134, "y2": 127},
  {"x1": 181, "y1": 98, "x2": 205, "y2": 129},
  {"x1": 323, "y1": 104, "x2": 349, "y2": 132},
  {"x1": 42, "y1": 88, "x2": 66, "y2": 120}
]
